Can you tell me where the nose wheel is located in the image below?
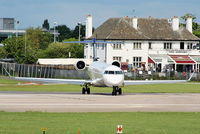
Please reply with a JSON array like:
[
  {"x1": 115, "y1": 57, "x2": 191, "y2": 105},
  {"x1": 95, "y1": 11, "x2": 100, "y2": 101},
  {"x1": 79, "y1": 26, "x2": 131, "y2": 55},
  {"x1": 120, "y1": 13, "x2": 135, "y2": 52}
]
[
  {"x1": 112, "y1": 86, "x2": 122, "y2": 96},
  {"x1": 82, "y1": 83, "x2": 90, "y2": 94}
]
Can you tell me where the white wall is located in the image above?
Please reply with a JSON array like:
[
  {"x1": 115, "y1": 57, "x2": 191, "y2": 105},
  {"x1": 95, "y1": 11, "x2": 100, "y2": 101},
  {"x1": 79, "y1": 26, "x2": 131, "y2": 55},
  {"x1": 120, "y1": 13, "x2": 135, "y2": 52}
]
[
  {"x1": 105, "y1": 41, "x2": 149, "y2": 68},
  {"x1": 84, "y1": 40, "x2": 200, "y2": 71},
  {"x1": 148, "y1": 41, "x2": 200, "y2": 55}
]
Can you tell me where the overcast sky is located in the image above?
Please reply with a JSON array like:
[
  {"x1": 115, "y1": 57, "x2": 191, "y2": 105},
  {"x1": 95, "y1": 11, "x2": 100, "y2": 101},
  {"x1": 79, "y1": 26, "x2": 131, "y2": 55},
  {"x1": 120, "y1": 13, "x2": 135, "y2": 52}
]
[{"x1": 0, "y1": 0, "x2": 199, "y2": 29}]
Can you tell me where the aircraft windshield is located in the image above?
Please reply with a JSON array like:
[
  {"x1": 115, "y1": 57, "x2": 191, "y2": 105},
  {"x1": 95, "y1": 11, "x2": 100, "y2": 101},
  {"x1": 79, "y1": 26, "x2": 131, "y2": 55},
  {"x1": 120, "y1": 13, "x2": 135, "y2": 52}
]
[{"x1": 104, "y1": 70, "x2": 123, "y2": 74}]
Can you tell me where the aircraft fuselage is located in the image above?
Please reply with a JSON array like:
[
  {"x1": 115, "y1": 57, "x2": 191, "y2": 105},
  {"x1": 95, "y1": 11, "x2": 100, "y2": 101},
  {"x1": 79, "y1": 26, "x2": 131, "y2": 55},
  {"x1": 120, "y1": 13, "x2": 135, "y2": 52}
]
[{"x1": 87, "y1": 61, "x2": 124, "y2": 87}]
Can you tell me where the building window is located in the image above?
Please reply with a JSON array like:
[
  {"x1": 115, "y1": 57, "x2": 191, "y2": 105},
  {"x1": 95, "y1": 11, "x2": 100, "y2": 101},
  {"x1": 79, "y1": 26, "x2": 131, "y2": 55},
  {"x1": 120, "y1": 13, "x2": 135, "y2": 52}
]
[
  {"x1": 133, "y1": 57, "x2": 142, "y2": 67},
  {"x1": 133, "y1": 42, "x2": 142, "y2": 49},
  {"x1": 164, "y1": 43, "x2": 172, "y2": 49},
  {"x1": 180, "y1": 42, "x2": 184, "y2": 49},
  {"x1": 113, "y1": 43, "x2": 122, "y2": 49},
  {"x1": 187, "y1": 43, "x2": 193, "y2": 49},
  {"x1": 113, "y1": 56, "x2": 122, "y2": 62},
  {"x1": 148, "y1": 42, "x2": 152, "y2": 49}
]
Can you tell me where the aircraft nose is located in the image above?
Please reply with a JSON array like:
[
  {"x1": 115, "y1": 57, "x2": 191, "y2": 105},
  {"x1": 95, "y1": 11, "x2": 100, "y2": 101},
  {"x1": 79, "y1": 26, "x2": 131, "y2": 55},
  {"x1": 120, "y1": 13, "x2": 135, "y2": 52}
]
[{"x1": 103, "y1": 75, "x2": 124, "y2": 87}]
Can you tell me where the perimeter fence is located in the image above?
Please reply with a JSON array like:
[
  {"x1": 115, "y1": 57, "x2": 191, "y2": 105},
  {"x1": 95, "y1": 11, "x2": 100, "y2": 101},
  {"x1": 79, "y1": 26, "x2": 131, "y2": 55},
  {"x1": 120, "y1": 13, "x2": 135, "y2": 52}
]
[
  {"x1": 0, "y1": 62, "x2": 200, "y2": 81},
  {"x1": 0, "y1": 62, "x2": 89, "y2": 79}
]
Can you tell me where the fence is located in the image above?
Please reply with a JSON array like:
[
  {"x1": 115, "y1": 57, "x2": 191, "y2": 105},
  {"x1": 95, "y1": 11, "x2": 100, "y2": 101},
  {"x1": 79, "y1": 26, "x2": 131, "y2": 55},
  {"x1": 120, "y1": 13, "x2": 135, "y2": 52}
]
[
  {"x1": 124, "y1": 70, "x2": 200, "y2": 81},
  {"x1": 0, "y1": 62, "x2": 200, "y2": 81},
  {"x1": 0, "y1": 62, "x2": 89, "y2": 79}
]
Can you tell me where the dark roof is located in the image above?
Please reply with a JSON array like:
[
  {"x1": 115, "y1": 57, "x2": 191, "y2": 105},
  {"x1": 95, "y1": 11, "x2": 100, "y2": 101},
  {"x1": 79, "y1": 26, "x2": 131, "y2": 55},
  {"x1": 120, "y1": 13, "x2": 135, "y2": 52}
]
[{"x1": 91, "y1": 17, "x2": 200, "y2": 41}]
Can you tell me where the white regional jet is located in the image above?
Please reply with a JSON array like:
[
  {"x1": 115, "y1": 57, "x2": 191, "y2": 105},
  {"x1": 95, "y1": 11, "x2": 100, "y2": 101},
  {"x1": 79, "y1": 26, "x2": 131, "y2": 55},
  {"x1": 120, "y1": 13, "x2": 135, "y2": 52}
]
[{"x1": 76, "y1": 60, "x2": 124, "y2": 95}]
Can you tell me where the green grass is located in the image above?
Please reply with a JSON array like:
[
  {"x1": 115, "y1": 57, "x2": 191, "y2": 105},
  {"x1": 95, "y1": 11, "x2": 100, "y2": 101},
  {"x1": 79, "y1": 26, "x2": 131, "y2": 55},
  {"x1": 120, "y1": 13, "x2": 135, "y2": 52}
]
[
  {"x1": 0, "y1": 77, "x2": 23, "y2": 84},
  {"x1": 0, "y1": 112, "x2": 200, "y2": 134},
  {"x1": 1, "y1": 77, "x2": 200, "y2": 93}
]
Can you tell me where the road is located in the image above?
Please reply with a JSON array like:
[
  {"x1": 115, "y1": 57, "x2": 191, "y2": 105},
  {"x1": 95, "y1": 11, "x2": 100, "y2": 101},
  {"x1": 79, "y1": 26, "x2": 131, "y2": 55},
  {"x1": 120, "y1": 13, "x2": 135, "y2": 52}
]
[{"x1": 0, "y1": 92, "x2": 200, "y2": 112}]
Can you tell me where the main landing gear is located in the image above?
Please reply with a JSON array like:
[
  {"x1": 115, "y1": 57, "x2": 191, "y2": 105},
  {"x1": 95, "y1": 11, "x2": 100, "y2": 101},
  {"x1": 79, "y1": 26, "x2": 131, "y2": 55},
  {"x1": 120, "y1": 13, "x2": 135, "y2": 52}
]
[
  {"x1": 112, "y1": 86, "x2": 122, "y2": 96},
  {"x1": 82, "y1": 83, "x2": 90, "y2": 94}
]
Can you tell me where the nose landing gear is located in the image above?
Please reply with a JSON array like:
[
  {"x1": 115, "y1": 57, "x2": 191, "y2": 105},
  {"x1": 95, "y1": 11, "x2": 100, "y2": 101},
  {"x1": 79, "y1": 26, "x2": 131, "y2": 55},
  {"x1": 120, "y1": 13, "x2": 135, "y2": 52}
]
[
  {"x1": 112, "y1": 86, "x2": 122, "y2": 96},
  {"x1": 82, "y1": 83, "x2": 90, "y2": 94}
]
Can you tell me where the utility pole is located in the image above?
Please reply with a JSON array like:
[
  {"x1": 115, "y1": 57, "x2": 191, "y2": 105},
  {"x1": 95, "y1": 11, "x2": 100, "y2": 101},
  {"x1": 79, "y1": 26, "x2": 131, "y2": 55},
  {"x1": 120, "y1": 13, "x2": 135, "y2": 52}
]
[
  {"x1": 54, "y1": 22, "x2": 57, "y2": 43},
  {"x1": 78, "y1": 22, "x2": 81, "y2": 45}
]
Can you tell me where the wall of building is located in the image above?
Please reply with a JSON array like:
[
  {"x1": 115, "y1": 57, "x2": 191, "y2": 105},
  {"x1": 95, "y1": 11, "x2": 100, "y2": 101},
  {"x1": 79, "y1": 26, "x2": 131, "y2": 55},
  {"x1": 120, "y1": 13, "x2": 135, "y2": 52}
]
[
  {"x1": 148, "y1": 41, "x2": 200, "y2": 55},
  {"x1": 0, "y1": 18, "x2": 14, "y2": 30},
  {"x1": 84, "y1": 40, "x2": 200, "y2": 71}
]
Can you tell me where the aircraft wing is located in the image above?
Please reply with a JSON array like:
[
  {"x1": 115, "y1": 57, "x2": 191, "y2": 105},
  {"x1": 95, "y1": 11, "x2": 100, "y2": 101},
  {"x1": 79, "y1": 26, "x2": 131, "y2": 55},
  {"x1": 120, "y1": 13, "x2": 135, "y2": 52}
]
[
  {"x1": 13, "y1": 77, "x2": 187, "y2": 85},
  {"x1": 13, "y1": 77, "x2": 92, "y2": 85},
  {"x1": 124, "y1": 80, "x2": 187, "y2": 85}
]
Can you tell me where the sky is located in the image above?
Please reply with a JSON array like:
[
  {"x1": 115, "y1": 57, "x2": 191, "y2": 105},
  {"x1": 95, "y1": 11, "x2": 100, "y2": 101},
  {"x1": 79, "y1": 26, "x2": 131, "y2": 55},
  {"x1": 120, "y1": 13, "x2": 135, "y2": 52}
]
[{"x1": 0, "y1": 0, "x2": 200, "y2": 29}]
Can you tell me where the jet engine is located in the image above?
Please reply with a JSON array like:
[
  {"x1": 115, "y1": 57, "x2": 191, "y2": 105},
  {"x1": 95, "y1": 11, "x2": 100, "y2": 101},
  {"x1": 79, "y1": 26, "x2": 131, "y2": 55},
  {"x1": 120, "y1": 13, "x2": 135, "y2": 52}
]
[
  {"x1": 112, "y1": 61, "x2": 121, "y2": 68},
  {"x1": 75, "y1": 60, "x2": 86, "y2": 70}
]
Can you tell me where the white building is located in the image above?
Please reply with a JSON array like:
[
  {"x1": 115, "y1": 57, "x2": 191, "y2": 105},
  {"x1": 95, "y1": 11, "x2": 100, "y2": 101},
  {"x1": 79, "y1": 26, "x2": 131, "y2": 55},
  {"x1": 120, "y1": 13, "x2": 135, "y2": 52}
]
[{"x1": 84, "y1": 16, "x2": 200, "y2": 72}]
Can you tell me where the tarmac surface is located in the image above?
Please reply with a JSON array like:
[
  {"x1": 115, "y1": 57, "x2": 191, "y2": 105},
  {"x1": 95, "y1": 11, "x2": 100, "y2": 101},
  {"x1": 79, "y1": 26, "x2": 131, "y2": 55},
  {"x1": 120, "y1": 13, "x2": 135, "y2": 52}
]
[{"x1": 0, "y1": 92, "x2": 200, "y2": 112}]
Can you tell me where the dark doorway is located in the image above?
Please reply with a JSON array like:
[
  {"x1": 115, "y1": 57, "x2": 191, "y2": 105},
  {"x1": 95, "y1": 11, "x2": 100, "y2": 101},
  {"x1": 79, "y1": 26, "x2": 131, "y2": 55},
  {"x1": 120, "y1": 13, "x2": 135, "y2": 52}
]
[
  {"x1": 180, "y1": 42, "x2": 184, "y2": 49},
  {"x1": 157, "y1": 63, "x2": 162, "y2": 72},
  {"x1": 176, "y1": 65, "x2": 193, "y2": 72}
]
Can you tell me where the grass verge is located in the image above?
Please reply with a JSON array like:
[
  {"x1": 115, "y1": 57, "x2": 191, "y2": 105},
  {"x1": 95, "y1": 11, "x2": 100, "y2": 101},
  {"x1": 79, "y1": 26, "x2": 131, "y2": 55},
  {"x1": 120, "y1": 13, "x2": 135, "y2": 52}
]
[
  {"x1": 0, "y1": 112, "x2": 200, "y2": 134},
  {"x1": 1, "y1": 77, "x2": 200, "y2": 93}
]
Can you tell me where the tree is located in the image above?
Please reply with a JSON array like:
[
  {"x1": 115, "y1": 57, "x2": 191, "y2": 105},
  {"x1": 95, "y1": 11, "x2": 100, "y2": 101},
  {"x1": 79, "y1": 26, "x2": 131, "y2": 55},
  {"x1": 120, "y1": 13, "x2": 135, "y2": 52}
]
[
  {"x1": 26, "y1": 28, "x2": 52, "y2": 50},
  {"x1": 193, "y1": 31, "x2": 200, "y2": 38},
  {"x1": 2, "y1": 37, "x2": 32, "y2": 63},
  {"x1": 1, "y1": 28, "x2": 52, "y2": 64},
  {"x1": 42, "y1": 19, "x2": 50, "y2": 30},
  {"x1": 181, "y1": 13, "x2": 200, "y2": 36},
  {"x1": 42, "y1": 38, "x2": 84, "y2": 58},
  {"x1": 181, "y1": 13, "x2": 196, "y2": 21},
  {"x1": 71, "y1": 24, "x2": 86, "y2": 39},
  {"x1": 0, "y1": 47, "x2": 7, "y2": 58},
  {"x1": 55, "y1": 25, "x2": 72, "y2": 41}
]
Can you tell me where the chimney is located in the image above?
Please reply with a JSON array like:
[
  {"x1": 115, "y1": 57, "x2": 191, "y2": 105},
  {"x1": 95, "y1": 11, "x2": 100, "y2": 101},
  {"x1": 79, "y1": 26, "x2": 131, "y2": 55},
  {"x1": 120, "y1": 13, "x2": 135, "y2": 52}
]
[
  {"x1": 85, "y1": 15, "x2": 93, "y2": 39},
  {"x1": 132, "y1": 17, "x2": 138, "y2": 30},
  {"x1": 172, "y1": 16, "x2": 179, "y2": 31},
  {"x1": 186, "y1": 17, "x2": 193, "y2": 33}
]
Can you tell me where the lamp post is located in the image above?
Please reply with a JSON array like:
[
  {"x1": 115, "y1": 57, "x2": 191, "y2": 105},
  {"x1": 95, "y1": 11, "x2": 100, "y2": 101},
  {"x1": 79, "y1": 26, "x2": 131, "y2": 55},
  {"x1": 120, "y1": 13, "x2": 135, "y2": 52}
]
[
  {"x1": 15, "y1": 20, "x2": 19, "y2": 37},
  {"x1": 78, "y1": 22, "x2": 81, "y2": 45},
  {"x1": 54, "y1": 22, "x2": 57, "y2": 43}
]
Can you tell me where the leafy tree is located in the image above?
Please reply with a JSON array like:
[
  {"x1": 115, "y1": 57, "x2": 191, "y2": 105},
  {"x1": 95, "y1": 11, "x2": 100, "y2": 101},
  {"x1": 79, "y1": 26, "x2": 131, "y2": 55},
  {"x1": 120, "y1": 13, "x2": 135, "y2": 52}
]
[
  {"x1": 42, "y1": 38, "x2": 84, "y2": 58},
  {"x1": 55, "y1": 25, "x2": 72, "y2": 42},
  {"x1": 0, "y1": 47, "x2": 7, "y2": 58},
  {"x1": 1, "y1": 28, "x2": 52, "y2": 64},
  {"x1": 181, "y1": 13, "x2": 200, "y2": 37},
  {"x1": 181, "y1": 13, "x2": 197, "y2": 21},
  {"x1": 42, "y1": 19, "x2": 50, "y2": 30},
  {"x1": 26, "y1": 28, "x2": 52, "y2": 50},
  {"x1": 193, "y1": 31, "x2": 200, "y2": 38},
  {"x1": 71, "y1": 24, "x2": 86, "y2": 39},
  {"x1": 3, "y1": 37, "x2": 27, "y2": 63}
]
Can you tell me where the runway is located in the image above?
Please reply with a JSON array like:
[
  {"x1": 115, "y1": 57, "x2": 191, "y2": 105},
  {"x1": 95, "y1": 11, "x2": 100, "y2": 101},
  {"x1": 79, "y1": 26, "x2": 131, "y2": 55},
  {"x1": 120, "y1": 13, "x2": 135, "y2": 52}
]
[{"x1": 0, "y1": 92, "x2": 200, "y2": 112}]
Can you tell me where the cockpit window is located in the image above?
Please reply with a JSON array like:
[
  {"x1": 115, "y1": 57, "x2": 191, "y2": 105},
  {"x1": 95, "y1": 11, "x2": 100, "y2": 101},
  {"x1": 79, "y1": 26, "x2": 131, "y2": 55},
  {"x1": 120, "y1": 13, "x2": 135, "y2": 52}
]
[
  {"x1": 104, "y1": 70, "x2": 123, "y2": 74},
  {"x1": 109, "y1": 71, "x2": 114, "y2": 74},
  {"x1": 104, "y1": 71, "x2": 109, "y2": 74}
]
